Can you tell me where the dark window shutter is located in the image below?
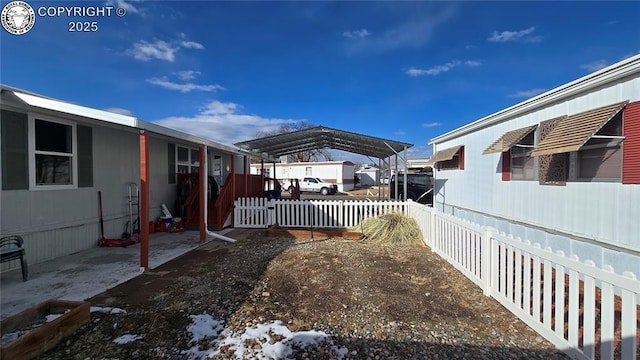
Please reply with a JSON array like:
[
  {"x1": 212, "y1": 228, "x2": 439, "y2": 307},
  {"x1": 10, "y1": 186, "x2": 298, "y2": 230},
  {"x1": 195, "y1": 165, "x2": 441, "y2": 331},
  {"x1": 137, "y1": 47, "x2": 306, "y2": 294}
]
[
  {"x1": 77, "y1": 125, "x2": 93, "y2": 187},
  {"x1": 502, "y1": 151, "x2": 511, "y2": 181},
  {"x1": 168, "y1": 143, "x2": 176, "y2": 184},
  {"x1": 622, "y1": 101, "x2": 640, "y2": 184},
  {"x1": 459, "y1": 146, "x2": 465, "y2": 170},
  {"x1": 1, "y1": 110, "x2": 28, "y2": 190}
]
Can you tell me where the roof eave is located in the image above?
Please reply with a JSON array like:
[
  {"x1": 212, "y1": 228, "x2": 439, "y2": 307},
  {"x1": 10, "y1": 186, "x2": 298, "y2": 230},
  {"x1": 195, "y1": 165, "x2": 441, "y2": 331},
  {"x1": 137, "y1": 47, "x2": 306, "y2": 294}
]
[{"x1": 429, "y1": 54, "x2": 640, "y2": 145}]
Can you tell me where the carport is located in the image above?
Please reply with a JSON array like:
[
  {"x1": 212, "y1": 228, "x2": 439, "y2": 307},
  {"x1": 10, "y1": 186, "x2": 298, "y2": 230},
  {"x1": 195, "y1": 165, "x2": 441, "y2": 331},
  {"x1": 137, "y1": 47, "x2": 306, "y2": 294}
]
[{"x1": 235, "y1": 126, "x2": 414, "y2": 200}]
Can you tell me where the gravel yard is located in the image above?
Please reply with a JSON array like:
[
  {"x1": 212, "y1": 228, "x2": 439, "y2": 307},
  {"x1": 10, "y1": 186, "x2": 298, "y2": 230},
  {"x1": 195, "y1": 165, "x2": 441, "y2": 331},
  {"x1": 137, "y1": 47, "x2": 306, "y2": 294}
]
[{"x1": 37, "y1": 229, "x2": 568, "y2": 359}]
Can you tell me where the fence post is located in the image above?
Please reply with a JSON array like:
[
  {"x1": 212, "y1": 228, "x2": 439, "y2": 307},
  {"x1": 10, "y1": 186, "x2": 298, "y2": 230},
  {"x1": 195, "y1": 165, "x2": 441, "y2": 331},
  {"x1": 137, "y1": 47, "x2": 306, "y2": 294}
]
[
  {"x1": 429, "y1": 208, "x2": 437, "y2": 252},
  {"x1": 482, "y1": 227, "x2": 495, "y2": 296},
  {"x1": 266, "y1": 198, "x2": 274, "y2": 229}
]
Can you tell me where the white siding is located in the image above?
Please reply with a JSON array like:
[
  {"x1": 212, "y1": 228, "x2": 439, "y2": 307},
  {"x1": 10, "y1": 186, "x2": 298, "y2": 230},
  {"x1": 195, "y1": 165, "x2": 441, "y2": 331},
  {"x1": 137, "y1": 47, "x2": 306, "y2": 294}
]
[
  {"x1": 433, "y1": 69, "x2": 640, "y2": 274},
  {"x1": 0, "y1": 124, "x2": 200, "y2": 268},
  {"x1": 250, "y1": 162, "x2": 356, "y2": 191}
]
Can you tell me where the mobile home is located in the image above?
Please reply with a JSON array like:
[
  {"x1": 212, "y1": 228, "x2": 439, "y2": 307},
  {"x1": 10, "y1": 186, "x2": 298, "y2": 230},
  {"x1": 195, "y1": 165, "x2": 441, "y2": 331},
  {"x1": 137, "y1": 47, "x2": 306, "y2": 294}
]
[
  {"x1": 1, "y1": 85, "x2": 254, "y2": 271},
  {"x1": 251, "y1": 161, "x2": 355, "y2": 192},
  {"x1": 427, "y1": 55, "x2": 640, "y2": 275}
]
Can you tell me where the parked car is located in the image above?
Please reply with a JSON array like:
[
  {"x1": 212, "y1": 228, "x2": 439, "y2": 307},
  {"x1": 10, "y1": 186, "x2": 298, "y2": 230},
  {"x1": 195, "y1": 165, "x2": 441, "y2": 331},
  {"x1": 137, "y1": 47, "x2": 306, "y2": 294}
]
[
  {"x1": 282, "y1": 177, "x2": 338, "y2": 195},
  {"x1": 389, "y1": 172, "x2": 433, "y2": 204}
]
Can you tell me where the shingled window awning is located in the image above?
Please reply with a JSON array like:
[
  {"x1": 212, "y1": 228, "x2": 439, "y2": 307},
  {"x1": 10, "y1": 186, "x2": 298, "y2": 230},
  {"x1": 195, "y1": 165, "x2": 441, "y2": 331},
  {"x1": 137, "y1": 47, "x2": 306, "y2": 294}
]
[
  {"x1": 428, "y1": 145, "x2": 463, "y2": 163},
  {"x1": 482, "y1": 124, "x2": 538, "y2": 155},
  {"x1": 530, "y1": 101, "x2": 628, "y2": 157}
]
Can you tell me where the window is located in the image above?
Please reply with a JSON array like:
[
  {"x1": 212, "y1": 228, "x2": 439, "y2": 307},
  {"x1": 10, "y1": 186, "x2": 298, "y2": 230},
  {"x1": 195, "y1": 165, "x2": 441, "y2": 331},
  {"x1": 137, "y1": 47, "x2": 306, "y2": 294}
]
[
  {"x1": 438, "y1": 146, "x2": 464, "y2": 170},
  {"x1": 176, "y1": 145, "x2": 200, "y2": 174},
  {"x1": 29, "y1": 116, "x2": 77, "y2": 189},
  {"x1": 430, "y1": 145, "x2": 464, "y2": 171},
  {"x1": 510, "y1": 131, "x2": 535, "y2": 180},
  {"x1": 575, "y1": 112, "x2": 622, "y2": 181},
  {"x1": 305, "y1": 167, "x2": 312, "y2": 176},
  {"x1": 530, "y1": 101, "x2": 627, "y2": 184}
]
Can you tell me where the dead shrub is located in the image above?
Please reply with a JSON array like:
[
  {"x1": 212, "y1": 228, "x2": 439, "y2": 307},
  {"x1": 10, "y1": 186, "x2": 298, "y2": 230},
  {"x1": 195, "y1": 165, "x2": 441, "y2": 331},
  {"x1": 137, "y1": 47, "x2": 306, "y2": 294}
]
[{"x1": 357, "y1": 212, "x2": 423, "y2": 246}]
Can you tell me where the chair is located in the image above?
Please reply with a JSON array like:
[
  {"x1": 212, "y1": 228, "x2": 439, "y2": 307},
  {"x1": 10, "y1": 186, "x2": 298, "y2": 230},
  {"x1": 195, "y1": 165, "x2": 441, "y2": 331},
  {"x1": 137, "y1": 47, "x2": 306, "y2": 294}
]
[{"x1": 0, "y1": 235, "x2": 29, "y2": 281}]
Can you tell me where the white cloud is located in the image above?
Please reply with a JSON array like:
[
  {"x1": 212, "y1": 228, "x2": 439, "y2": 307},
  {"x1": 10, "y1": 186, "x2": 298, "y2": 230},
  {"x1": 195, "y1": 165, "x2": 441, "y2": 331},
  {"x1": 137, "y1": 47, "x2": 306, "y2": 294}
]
[
  {"x1": 347, "y1": 6, "x2": 456, "y2": 53},
  {"x1": 580, "y1": 60, "x2": 609, "y2": 72},
  {"x1": 105, "y1": 0, "x2": 140, "y2": 14},
  {"x1": 488, "y1": 27, "x2": 540, "y2": 42},
  {"x1": 180, "y1": 40, "x2": 205, "y2": 50},
  {"x1": 147, "y1": 77, "x2": 225, "y2": 93},
  {"x1": 421, "y1": 122, "x2": 442, "y2": 128},
  {"x1": 130, "y1": 40, "x2": 177, "y2": 62},
  {"x1": 153, "y1": 100, "x2": 300, "y2": 146},
  {"x1": 104, "y1": 107, "x2": 135, "y2": 116},
  {"x1": 394, "y1": 130, "x2": 407, "y2": 136},
  {"x1": 176, "y1": 70, "x2": 201, "y2": 81},
  {"x1": 343, "y1": 29, "x2": 371, "y2": 39},
  {"x1": 406, "y1": 60, "x2": 480, "y2": 77},
  {"x1": 508, "y1": 88, "x2": 547, "y2": 98},
  {"x1": 129, "y1": 36, "x2": 204, "y2": 62}
]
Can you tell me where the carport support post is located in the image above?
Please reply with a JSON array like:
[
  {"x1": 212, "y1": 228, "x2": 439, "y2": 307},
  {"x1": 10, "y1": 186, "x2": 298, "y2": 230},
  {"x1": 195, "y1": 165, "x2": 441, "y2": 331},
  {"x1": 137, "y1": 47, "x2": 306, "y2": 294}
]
[
  {"x1": 199, "y1": 145, "x2": 206, "y2": 244},
  {"x1": 230, "y1": 154, "x2": 236, "y2": 227},
  {"x1": 139, "y1": 130, "x2": 150, "y2": 271},
  {"x1": 403, "y1": 146, "x2": 408, "y2": 201},
  {"x1": 244, "y1": 156, "x2": 248, "y2": 196}
]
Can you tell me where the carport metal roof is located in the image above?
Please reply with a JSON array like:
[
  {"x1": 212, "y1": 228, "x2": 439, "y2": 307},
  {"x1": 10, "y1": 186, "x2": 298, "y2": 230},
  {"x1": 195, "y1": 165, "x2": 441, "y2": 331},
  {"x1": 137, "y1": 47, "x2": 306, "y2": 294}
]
[{"x1": 235, "y1": 126, "x2": 413, "y2": 160}]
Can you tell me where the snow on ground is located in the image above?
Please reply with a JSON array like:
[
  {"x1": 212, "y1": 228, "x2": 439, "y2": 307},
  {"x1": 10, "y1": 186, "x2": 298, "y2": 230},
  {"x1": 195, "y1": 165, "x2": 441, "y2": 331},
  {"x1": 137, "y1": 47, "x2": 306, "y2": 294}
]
[
  {"x1": 90, "y1": 306, "x2": 127, "y2": 314},
  {"x1": 114, "y1": 334, "x2": 145, "y2": 344},
  {"x1": 182, "y1": 314, "x2": 349, "y2": 359}
]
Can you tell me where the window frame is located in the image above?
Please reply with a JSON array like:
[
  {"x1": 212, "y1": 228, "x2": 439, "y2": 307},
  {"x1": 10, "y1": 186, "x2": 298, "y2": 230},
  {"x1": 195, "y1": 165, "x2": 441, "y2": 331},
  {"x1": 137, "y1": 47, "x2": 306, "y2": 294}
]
[
  {"x1": 437, "y1": 146, "x2": 464, "y2": 171},
  {"x1": 510, "y1": 131, "x2": 536, "y2": 181},
  {"x1": 571, "y1": 113, "x2": 624, "y2": 182},
  {"x1": 28, "y1": 114, "x2": 78, "y2": 190},
  {"x1": 574, "y1": 140, "x2": 623, "y2": 182},
  {"x1": 176, "y1": 145, "x2": 200, "y2": 174}
]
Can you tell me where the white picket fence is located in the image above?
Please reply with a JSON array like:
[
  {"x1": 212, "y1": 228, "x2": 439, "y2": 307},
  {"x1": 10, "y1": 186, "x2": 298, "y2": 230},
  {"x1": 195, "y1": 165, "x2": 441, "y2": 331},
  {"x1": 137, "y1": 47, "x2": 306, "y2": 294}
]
[
  {"x1": 234, "y1": 197, "x2": 406, "y2": 229},
  {"x1": 234, "y1": 197, "x2": 639, "y2": 360},
  {"x1": 408, "y1": 201, "x2": 639, "y2": 360}
]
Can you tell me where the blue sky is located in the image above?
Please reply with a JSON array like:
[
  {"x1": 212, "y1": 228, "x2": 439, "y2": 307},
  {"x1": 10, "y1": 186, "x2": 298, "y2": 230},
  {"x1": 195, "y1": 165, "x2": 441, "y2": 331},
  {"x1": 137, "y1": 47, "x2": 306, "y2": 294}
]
[{"x1": 1, "y1": 1, "x2": 639, "y2": 161}]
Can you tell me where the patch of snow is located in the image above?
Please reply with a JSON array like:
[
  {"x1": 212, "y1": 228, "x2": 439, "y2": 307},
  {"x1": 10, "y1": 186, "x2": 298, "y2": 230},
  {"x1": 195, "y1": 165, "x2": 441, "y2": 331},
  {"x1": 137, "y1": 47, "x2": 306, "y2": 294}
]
[
  {"x1": 113, "y1": 334, "x2": 144, "y2": 344},
  {"x1": 45, "y1": 313, "x2": 64, "y2": 322},
  {"x1": 182, "y1": 316, "x2": 349, "y2": 359},
  {"x1": 90, "y1": 306, "x2": 127, "y2": 314},
  {"x1": 187, "y1": 314, "x2": 225, "y2": 342},
  {"x1": 1, "y1": 331, "x2": 23, "y2": 346}
]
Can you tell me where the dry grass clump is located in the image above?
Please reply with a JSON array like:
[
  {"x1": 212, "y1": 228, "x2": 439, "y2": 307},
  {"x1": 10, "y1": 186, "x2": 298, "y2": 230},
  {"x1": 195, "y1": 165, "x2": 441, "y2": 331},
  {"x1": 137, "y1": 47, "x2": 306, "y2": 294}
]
[{"x1": 358, "y1": 212, "x2": 423, "y2": 245}]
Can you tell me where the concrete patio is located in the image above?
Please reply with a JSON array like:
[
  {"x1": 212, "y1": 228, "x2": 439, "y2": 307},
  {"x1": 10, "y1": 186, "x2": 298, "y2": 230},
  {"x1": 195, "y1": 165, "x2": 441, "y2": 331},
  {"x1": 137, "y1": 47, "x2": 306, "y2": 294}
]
[{"x1": 0, "y1": 229, "x2": 236, "y2": 319}]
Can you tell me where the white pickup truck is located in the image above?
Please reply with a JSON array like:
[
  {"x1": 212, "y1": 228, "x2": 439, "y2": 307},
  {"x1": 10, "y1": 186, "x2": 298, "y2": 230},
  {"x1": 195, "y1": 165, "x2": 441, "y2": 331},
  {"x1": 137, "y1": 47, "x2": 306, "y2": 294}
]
[{"x1": 283, "y1": 177, "x2": 338, "y2": 196}]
